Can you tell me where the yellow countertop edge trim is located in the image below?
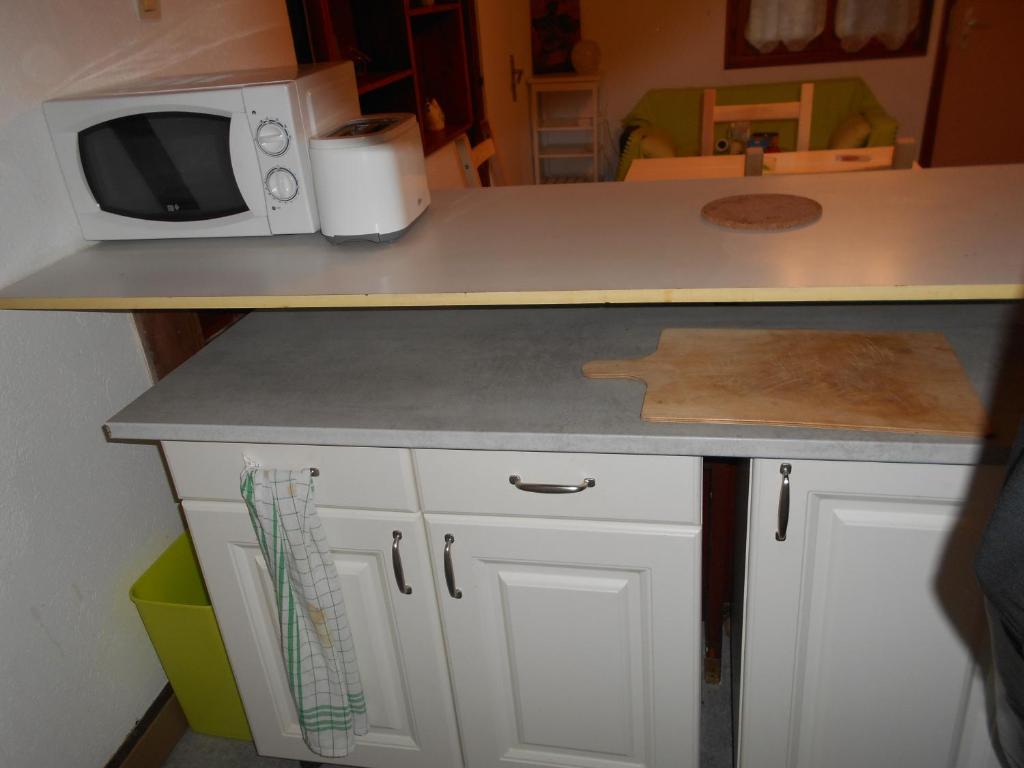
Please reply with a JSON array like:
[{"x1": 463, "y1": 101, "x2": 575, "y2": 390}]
[{"x1": 0, "y1": 284, "x2": 1020, "y2": 310}]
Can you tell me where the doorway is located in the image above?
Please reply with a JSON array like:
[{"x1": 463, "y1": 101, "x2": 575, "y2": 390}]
[{"x1": 921, "y1": 0, "x2": 1024, "y2": 166}]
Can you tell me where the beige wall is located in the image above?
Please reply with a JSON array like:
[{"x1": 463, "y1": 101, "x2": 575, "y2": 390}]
[
  {"x1": 581, "y1": 0, "x2": 944, "y2": 151},
  {"x1": 0, "y1": 2, "x2": 293, "y2": 765}
]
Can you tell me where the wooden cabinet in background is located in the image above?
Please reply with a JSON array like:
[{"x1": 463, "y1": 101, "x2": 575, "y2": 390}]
[{"x1": 295, "y1": 0, "x2": 483, "y2": 155}]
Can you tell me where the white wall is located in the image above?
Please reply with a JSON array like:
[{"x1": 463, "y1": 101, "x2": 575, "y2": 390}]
[
  {"x1": 581, "y1": 0, "x2": 945, "y2": 150},
  {"x1": 474, "y1": 0, "x2": 534, "y2": 185},
  {"x1": 0, "y1": 2, "x2": 294, "y2": 765}
]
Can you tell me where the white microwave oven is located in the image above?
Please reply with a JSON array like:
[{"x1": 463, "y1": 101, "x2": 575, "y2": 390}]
[{"x1": 43, "y1": 63, "x2": 359, "y2": 240}]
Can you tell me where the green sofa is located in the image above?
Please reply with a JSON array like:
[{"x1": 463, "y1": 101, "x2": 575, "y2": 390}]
[{"x1": 616, "y1": 77, "x2": 897, "y2": 180}]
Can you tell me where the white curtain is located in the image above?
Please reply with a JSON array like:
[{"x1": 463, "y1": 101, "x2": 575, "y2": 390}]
[
  {"x1": 746, "y1": 0, "x2": 827, "y2": 53},
  {"x1": 835, "y1": 0, "x2": 923, "y2": 51}
]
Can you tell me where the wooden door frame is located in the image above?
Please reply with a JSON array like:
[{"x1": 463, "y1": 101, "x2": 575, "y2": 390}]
[
  {"x1": 461, "y1": 0, "x2": 488, "y2": 145},
  {"x1": 918, "y1": 0, "x2": 958, "y2": 167}
]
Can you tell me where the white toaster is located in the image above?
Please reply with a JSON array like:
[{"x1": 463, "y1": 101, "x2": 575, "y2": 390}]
[{"x1": 309, "y1": 113, "x2": 430, "y2": 243}]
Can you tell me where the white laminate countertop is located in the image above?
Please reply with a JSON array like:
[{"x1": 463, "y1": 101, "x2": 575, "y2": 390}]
[
  {"x1": 2, "y1": 165, "x2": 1023, "y2": 310},
  {"x1": 105, "y1": 302, "x2": 1024, "y2": 465}
]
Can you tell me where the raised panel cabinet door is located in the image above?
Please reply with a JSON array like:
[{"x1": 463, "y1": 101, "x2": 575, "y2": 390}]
[
  {"x1": 426, "y1": 514, "x2": 701, "y2": 768},
  {"x1": 737, "y1": 459, "x2": 997, "y2": 768},
  {"x1": 183, "y1": 500, "x2": 462, "y2": 768}
]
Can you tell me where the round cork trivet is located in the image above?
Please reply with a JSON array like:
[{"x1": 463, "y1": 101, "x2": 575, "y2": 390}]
[{"x1": 701, "y1": 193, "x2": 822, "y2": 231}]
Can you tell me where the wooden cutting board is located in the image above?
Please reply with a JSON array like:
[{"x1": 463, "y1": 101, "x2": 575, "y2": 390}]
[{"x1": 582, "y1": 329, "x2": 987, "y2": 436}]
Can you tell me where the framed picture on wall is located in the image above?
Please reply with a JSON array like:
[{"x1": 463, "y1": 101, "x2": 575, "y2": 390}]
[{"x1": 530, "y1": 0, "x2": 581, "y2": 74}]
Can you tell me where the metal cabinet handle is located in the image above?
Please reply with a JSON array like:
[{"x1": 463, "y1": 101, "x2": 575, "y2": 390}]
[
  {"x1": 391, "y1": 531, "x2": 412, "y2": 595},
  {"x1": 443, "y1": 534, "x2": 463, "y2": 599},
  {"x1": 775, "y1": 463, "x2": 792, "y2": 542},
  {"x1": 509, "y1": 475, "x2": 596, "y2": 494}
]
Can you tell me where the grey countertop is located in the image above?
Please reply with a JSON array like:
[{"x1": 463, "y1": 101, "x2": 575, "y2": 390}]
[
  {"x1": 106, "y1": 302, "x2": 1023, "y2": 465},
  {"x1": 4, "y1": 165, "x2": 1024, "y2": 310}
]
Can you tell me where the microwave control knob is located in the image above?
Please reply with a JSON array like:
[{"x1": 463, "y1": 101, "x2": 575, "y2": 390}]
[
  {"x1": 256, "y1": 119, "x2": 290, "y2": 156},
  {"x1": 265, "y1": 167, "x2": 298, "y2": 202}
]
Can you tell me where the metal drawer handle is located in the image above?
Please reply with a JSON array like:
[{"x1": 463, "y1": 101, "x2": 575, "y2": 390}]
[
  {"x1": 509, "y1": 475, "x2": 596, "y2": 494},
  {"x1": 443, "y1": 534, "x2": 463, "y2": 599},
  {"x1": 391, "y1": 531, "x2": 412, "y2": 595},
  {"x1": 776, "y1": 463, "x2": 792, "y2": 542}
]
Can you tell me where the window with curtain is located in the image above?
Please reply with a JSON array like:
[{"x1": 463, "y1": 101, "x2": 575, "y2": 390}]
[{"x1": 725, "y1": 0, "x2": 933, "y2": 68}]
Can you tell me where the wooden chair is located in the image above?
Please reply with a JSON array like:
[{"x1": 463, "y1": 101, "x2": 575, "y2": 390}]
[
  {"x1": 701, "y1": 82, "x2": 814, "y2": 156},
  {"x1": 454, "y1": 134, "x2": 503, "y2": 187}
]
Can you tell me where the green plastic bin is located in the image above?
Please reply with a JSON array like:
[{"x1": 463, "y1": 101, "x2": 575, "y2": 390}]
[{"x1": 131, "y1": 532, "x2": 252, "y2": 740}]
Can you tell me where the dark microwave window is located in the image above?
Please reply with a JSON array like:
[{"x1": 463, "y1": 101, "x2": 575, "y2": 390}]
[{"x1": 78, "y1": 112, "x2": 249, "y2": 222}]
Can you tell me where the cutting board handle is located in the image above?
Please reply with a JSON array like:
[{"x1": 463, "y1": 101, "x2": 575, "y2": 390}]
[{"x1": 582, "y1": 359, "x2": 653, "y2": 380}]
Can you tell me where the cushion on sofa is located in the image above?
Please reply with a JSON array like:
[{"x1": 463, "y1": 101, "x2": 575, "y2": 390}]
[
  {"x1": 639, "y1": 127, "x2": 677, "y2": 158},
  {"x1": 828, "y1": 113, "x2": 872, "y2": 149}
]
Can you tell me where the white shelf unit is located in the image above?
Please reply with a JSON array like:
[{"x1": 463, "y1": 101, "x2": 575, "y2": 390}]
[{"x1": 529, "y1": 74, "x2": 601, "y2": 184}]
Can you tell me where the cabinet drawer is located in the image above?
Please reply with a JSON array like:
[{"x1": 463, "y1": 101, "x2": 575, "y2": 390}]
[
  {"x1": 163, "y1": 441, "x2": 418, "y2": 512},
  {"x1": 414, "y1": 449, "x2": 700, "y2": 524}
]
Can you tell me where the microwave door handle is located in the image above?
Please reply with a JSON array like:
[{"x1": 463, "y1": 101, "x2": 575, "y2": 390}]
[{"x1": 229, "y1": 114, "x2": 267, "y2": 216}]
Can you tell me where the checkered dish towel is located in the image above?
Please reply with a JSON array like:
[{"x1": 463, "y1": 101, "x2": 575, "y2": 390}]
[{"x1": 240, "y1": 461, "x2": 368, "y2": 757}]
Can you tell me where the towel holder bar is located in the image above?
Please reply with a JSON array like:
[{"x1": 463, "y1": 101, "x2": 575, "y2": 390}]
[{"x1": 241, "y1": 455, "x2": 320, "y2": 478}]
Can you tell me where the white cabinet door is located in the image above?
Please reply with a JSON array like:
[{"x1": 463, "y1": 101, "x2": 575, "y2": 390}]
[
  {"x1": 738, "y1": 459, "x2": 996, "y2": 768},
  {"x1": 184, "y1": 500, "x2": 462, "y2": 768},
  {"x1": 426, "y1": 514, "x2": 701, "y2": 768}
]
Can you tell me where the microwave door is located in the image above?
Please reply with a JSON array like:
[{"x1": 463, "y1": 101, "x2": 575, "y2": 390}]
[{"x1": 65, "y1": 107, "x2": 272, "y2": 239}]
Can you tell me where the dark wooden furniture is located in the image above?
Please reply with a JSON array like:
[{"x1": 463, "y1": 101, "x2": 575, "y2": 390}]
[
  {"x1": 134, "y1": 311, "x2": 246, "y2": 380},
  {"x1": 295, "y1": 0, "x2": 483, "y2": 154},
  {"x1": 703, "y1": 459, "x2": 740, "y2": 684}
]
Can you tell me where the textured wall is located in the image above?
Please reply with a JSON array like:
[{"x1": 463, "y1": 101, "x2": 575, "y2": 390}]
[{"x1": 0, "y1": 1, "x2": 294, "y2": 764}]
